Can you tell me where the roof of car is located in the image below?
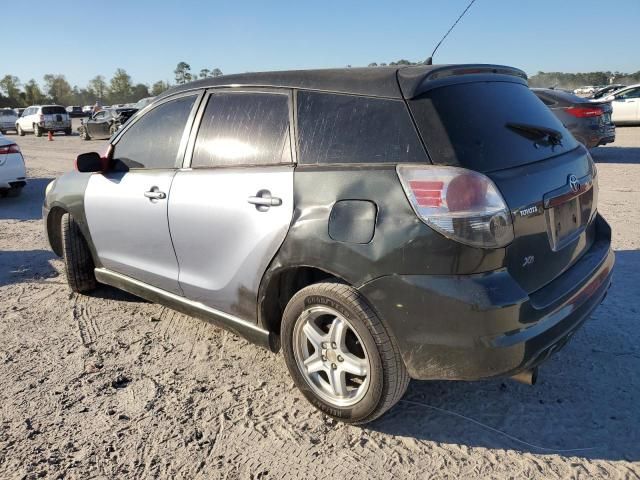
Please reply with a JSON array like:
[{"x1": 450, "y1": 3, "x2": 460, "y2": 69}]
[{"x1": 159, "y1": 64, "x2": 527, "y2": 100}]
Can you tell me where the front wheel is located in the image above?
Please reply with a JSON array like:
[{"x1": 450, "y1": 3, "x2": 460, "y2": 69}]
[
  {"x1": 16, "y1": 124, "x2": 24, "y2": 136},
  {"x1": 61, "y1": 213, "x2": 97, "y2": 293},
  {"x1": 281, "y1": 282, "x2": 409, "y2": 424}
]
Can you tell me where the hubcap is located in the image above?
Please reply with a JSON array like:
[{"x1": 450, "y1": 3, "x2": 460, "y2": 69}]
[{"x1": 293, "y1": 305, "x2": 370, "y2": 407}]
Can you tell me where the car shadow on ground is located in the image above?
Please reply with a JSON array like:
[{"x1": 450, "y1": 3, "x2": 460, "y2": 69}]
[
  {"x1": 368, "y1": 249, "x2": 640, "y2": 463},
  {"x1": 0, "y1": 178, "x2": 53, "y2": 221},
  {"x1": 591, "y1": 146, "x2": 640, "y2": 164},
  {"x1": 0, "y1": 249, "x2": 59, "y2": 287},
  {"x1": 88, "y1": 284, "x2": 146, "y2": 303}
]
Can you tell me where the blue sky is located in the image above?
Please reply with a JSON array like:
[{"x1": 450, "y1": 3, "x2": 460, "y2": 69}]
[{"x1": 4, "y1": 0, "x2": 639, "y2": 88}]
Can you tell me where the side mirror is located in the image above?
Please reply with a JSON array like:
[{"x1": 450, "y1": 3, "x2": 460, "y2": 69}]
[{"x1": 76, "y1": 152, "x2": 107, "y2": 173}]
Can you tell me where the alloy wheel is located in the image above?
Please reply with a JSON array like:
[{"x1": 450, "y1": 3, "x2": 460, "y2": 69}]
[{"x1": 293, "y1": 305, "x2": 370, "y2": 407}]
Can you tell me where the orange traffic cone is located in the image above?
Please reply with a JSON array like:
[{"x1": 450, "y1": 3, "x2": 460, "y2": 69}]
[{"x1": 48, "y1": 131, "x2": 53, "y2": 141}]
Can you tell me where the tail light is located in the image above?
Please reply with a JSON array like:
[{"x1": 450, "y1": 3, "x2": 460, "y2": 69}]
[
  {"x1": 565, "y1": 106, "x2": 603, "y2": 118},
  {"x1": 38, "y1": 114, "x2": 45, "y2": 123},
  {"x1": 397, "y1": 165, "x2": 514, "y2": 248},
  {"x1": 0, "y1": 143, "x2": 21, "y2": 154}
]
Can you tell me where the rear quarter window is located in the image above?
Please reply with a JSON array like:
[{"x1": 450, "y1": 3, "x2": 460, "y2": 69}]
[
  {"x1": 296, "y1": 91, "x2": 426, "y2": 164},
  {"x1": 409, "y1": 81, "x2": 579, "y2": 172}
]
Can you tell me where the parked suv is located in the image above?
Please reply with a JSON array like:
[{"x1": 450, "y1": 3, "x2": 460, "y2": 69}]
[
  {"x1": 43, "y1": 65, "x2": 614, "y2": 424},
  {"x1": 16, "y1": 105, "x2": 72, "y2": 136},
  {"x1": 0, "y1": 108, "x2": 19, "y2": 134}
]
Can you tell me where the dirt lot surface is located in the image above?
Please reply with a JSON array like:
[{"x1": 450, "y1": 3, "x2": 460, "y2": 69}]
[{"x1": 1, "y1": 122, "x2": 639, "y2": 479}]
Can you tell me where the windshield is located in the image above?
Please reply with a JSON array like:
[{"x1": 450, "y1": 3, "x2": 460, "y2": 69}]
[
  {"x1": 0, "y1": 110, "x2": 15, "y2": 117},
  {"x1": 408, "y1": 81, "x2": 578, "y2": 172}
]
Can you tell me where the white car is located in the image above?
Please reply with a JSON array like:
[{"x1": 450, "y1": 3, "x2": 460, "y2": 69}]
[
  {"x1": 0, "y1": 108, "x2": 18, "y2": 134},
  {"x1": 16, "y1": 105, "x2": 72, "y2": 137},
  {"x1": 604, "y1": 84, "x2": 640, "y2": 124},
  {"x1": 82, "y1": 105, "x2": 93, "y2": 114},
  {"x1": 0, "y1": 133, "x2": 26, "y2": 197}
]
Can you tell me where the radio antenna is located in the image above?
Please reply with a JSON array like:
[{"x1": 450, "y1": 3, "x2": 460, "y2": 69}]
[{"x1": 424, "y1": 0, "x2": 478, "y2": 65}]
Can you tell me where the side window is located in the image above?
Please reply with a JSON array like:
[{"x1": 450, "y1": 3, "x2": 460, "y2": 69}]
[
  {"x1": 296, "y1": 91, "x2": 425, "y2": 164},
  {"x1": 191, "y1": 92, "x2": 291, "y2": 168},
  {"x1": 112, "y1": 95, "x2": 196, "y2": 170},
  {"x1": 618, "y1": 88, "x2": 640, "y2": 100}
]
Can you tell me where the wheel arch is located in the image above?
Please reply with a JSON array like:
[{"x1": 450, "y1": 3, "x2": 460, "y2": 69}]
[{"x1": 258, "y1": 265, "x2": 349, "y2": 350}]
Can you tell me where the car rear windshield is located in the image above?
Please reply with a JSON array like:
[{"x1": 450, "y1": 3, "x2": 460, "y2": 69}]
[
  {"x1": 0, "y1": 110, "x2": 15, "y2": 117},
  {"x1": 408, "y1": 81, "x2": 579, "y2": 172},
  {"x1": 42, "y1": 106, "x2": 67, "y2": 115}
]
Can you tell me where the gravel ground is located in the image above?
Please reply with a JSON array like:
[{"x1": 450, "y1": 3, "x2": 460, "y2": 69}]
[{"x1": 1, "y1": 122, "x2": 639, "y2": 479}]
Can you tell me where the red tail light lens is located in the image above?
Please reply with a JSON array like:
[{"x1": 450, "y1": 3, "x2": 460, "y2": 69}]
[
  {"x1": 397, "y1": 165, "x2": 514, "y2": 248},
  {"x1": 565, "y1": 106, "x2": 603, "y2": 118},
  {"x1": 0, "y1": 143, "x2": 21, "y2": 154}
]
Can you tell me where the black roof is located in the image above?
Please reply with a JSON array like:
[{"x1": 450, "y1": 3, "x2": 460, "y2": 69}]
[{"x1": 160, "y1": 64, "x2": 527, "y2": 101}]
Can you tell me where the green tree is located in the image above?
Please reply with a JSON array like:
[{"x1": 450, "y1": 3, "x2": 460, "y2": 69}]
[
  {"x1": 0, "y1": 75, "x2": 22, "y2": 104},
  {"x1": 24, "y1": 79, "x2": 46, "y2": 105},
  {"x1": 88, "y1": 75, "x2": 108, "y2": 101},
  {"x1": 131, "y1": 83, "x2": 150, "y2": 101},
  {"x1": 199, "y1": 68, "x2": 211, "y2": 79},
  {"x1": 174, "y1": 62, "x2": 192, "y2": 84},
  {"x1": 43, "y1": 74, "x2": 73, "y2": 104},
  {"x1": 151, "y1": 80, "x2": 170, "y2": 96},
  {"x1": 109, "y1": 68, "x2": 133, "y2": 104},
  {"x1": 211, "y1": 68, "x2": 223, "y2": 77}
]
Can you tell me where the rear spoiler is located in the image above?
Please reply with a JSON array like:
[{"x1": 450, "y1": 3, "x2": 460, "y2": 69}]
[{"x1": 398, "y1": 64, "x2": 528, "y2": 99}]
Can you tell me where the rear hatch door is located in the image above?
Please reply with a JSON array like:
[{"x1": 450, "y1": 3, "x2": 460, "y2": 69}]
[
  {"x1": 404, "y1": 71, "x2": 597, "y2": 293},
  {"x1": 42, "y1": 106, "x2": 69, "y2": 126}
]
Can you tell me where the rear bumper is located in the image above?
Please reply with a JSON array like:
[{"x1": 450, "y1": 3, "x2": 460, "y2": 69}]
[
  {"x1": 585, "y1": 125, "x2": 615, "y2": 148},
  {"x1": 359, "y1": 214, "x2": 614, "y2": 381},
  {"x1": 0, "y1": 154, "x2": 27, "y2": 189}
]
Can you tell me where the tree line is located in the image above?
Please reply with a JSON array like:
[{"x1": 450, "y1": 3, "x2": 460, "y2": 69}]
[
  {"x1": 3, "y1": 60, "x2": 638, "y2": 109},
  {"x1": 527, "y1": 71, "x2": 640, "y2": 90},
  {"x1": 0, "y1": 62, "x2": 223, "y2": 109}
]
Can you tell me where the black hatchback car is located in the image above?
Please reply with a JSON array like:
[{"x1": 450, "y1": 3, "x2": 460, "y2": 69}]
[{"x1": 43, "y1": 65, "x2": 614, "y2": 424}]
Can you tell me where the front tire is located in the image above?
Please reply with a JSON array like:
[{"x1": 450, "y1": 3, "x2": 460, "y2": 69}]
[
  {"x1": 16, "y1": 124, "x2": 24, "y2": 136},
  {"x1": 281, "y1": 282, "x2": 409, "y2": 424},
  {"x1": 61, "y1": 213, "x2": 97, "y2": 293}
]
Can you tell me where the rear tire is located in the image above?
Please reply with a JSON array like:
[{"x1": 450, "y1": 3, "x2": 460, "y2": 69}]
[
  {"x1": 61, "y1": 213, "x2": 97, "y2": 293},
  {"x1": 0, "y1": 130, "x2": 6, "y2": 135},
  {"x1": 34, "y1": 124, "x2": 42, "y2": 137},
  {"x1": 281, "y1": 282, "x2": 409, "y2": 424},
  {"x1": 64, "y1": 128, "x2": 72, "y2": 136}
]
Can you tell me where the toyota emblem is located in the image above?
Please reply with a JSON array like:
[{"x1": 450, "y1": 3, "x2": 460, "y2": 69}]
[{"x1": 568, "y1": 174, "x2": 580, "y2": 193}]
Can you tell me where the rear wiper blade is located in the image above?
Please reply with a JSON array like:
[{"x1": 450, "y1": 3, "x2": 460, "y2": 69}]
[{"x1": 506, "y1": 122, "x2": 563, "y2": 145}]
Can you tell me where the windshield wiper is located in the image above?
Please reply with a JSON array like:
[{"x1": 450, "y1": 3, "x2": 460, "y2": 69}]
[{"x1": 506, "y1": 122, "x2": 563, "y2": 146}]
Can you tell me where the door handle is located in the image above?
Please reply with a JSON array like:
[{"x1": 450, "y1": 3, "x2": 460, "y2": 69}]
[
  {"x1": 144, "y1": 187, "x2": 166, "y2": 200},
  {"x1": 248, "y1": 190, "x2": 282, "y2": 211}
]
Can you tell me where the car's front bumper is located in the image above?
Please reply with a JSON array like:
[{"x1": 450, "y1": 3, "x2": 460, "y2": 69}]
[{"x1": 359, "y1": 214, "x2": 614, "y2": 381}]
